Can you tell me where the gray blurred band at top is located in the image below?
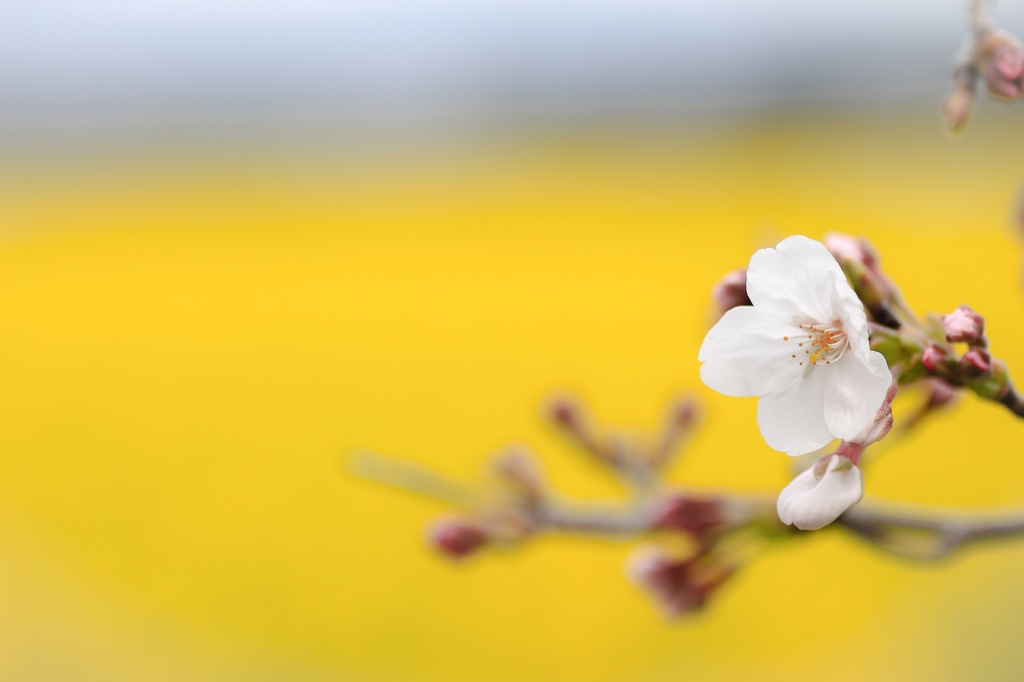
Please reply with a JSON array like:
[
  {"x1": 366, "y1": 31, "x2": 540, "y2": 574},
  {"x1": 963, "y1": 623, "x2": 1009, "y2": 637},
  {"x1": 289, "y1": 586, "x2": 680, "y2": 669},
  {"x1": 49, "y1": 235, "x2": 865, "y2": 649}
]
[{"x1": 1, "y1": 0, "x2": 1020, "y2": 134}]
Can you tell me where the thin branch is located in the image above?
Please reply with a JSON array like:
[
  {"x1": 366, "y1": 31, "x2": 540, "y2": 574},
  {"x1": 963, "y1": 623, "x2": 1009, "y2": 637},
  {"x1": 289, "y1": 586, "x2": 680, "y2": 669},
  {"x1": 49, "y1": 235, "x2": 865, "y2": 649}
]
[
  {"x1": 535, "y1": 497, "x2": 653, "y2": 536},
  {"x1": 839, "y1": 501, "x2": 1024, "y2": 559},
  {"x1": 348, "y1": 450, "x2": 478, "y2": 508},
  {"x1": 352, "y1": 449, "x2": 1024, "y2": 563},
  {"x1": 970, "y1": 0, "x2": 996, "y2": 33}
]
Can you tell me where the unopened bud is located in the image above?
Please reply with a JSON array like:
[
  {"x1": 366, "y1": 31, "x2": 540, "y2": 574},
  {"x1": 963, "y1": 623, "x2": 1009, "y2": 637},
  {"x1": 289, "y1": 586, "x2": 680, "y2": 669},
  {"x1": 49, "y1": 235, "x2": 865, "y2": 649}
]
[
  {"x1": 548, "y1": 399, "x2": 581, "y2": 430},
  {"x1": 777, "y1": 455, "x2": 863, "y2": 531},
  {"x1": 668, "y1": 399, "x2": 698, "y2": 429},
  {"x1": 978, "y1": 32, "x2": 1024, "y2": 99},
  {"x1": 960, "y1": 348, "x2": 993, "y2": 378},
  {"x1": 825, "y1": 233, "x2": 895, "y2": 316},
  {"x1": 942, "y1": 76, "x2": 975, "y2": 135},
  {"x1": 426, "y1": 517, "x2": 488, "y2": 559},
  {"x1": 711, "y1": 268, "x2": 751, "y2": 318},
  {"x1": 824, "y1": 233, "x2": 880, "y2": 273},
  {"x1": 921, "y1": 346, "x2": 944, "y2": 372},
  {"x1": 626, "y1": 546, "x2": 732, "y2": 617},
  {"x1": 651, "y1": 494, "x2": 724, "y2": 536},
  {"x1": 943, "y1": 305, "x2": 986, "y2": 346},
  {"x1": 921, "y1": 345, "x2": 949, "y2": 373},
  {"x1": 546, "y1": 397, "x2": 608, "y2": 461}
]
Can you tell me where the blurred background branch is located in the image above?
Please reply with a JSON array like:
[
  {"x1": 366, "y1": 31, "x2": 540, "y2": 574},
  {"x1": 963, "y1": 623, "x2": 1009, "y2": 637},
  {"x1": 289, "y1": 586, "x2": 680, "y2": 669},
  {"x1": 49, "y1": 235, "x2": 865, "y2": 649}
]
[{"x1": 353, "y1": 381, "x2": 1024, "y2": 617}]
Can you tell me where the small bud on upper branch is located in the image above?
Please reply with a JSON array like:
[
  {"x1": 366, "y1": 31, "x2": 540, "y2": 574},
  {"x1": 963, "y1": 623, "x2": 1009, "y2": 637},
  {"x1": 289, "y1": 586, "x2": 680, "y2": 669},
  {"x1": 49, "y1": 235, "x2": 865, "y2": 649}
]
[
  {"x1": 978, "y1": 31, "x2": 1024, "y2": 99},
  {"x1": 941, "y1": 1, "x2": 1024, "y2": 133}
]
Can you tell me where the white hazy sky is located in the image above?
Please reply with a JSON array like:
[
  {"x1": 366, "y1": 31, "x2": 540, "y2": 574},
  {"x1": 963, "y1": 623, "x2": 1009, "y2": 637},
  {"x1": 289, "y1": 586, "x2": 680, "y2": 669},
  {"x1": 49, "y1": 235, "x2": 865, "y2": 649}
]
[{"x1": 1, "y1": 1, "x2": 1020, "y2": 130}]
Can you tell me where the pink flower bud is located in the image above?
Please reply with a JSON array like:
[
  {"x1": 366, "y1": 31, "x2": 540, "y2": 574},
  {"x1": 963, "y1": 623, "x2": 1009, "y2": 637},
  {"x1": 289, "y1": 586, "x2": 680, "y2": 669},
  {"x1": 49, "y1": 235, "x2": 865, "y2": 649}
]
[
  {"x1": 426, "y1": 517, "x2": 488, "y2": 559},
  {"x1": 921, "y1": 345, "x2": 947, "y2": 373},
  {"x1": 980, "y1": 33, "x2": 1024, "y2": 99},
  {"x1": 960, "y1": 348, "x2": 993, "y2": 378},
  {"x1": 823, "y1": 233, "x2": 894, "y2": 309},
  {"x1": 548, "y1": 399, "x2": 581, "y2": 430},
  {"x1": 627, "y1": 547, "x2": 731, "y2": 617},
  {"x1": 711, "y1": 268, "x2": 751, "y2": 317},
  {"x1": 943, "y1": 305, "x2": 986, "y2": 346},
  {"x1": 650, "y1": 494, "x2": 724, "y2": 536},
  {"x1": 668, "y1": 400, "x2": 698, "y2": 429},
  {"x1": 546, "y1": 397, "x2": 608, "y2": 462},
  {"x1": 942, "y1": 79, "x2": 975, "y2": 135},
  {"x1": 824, "y1": 233, "x2": 879, "y2": 272}
]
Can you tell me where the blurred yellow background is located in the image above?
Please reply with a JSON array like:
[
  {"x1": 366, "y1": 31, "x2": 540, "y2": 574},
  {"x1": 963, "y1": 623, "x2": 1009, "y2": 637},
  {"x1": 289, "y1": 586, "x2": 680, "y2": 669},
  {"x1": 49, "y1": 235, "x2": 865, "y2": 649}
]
[{"x1": 2, "y1": 110, "x2": 1024, "y2": 681}]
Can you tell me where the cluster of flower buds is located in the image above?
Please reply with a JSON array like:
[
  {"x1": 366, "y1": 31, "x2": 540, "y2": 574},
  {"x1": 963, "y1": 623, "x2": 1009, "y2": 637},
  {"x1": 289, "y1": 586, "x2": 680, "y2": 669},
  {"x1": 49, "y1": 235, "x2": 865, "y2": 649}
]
[
  {"x1": 942, "y1": 23, "x2": 1024, "y2": 134},
  {"x1": 913, "y1": 305, "x2": 1018, "y2": 408},
  {"x1": 419, "y1": 395, "x2": 785, "y2": 617},
  {"x1": 637, "y1": 490, "x2": 779, "y2": 616}
]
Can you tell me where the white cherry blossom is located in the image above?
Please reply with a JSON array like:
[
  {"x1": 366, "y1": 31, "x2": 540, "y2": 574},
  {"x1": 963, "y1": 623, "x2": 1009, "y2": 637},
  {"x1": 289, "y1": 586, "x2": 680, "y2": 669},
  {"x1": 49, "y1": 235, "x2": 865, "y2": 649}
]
[
  {"x1": 698, "y1": 235, "x2": 891, "y2": 456},
  {"x1": 777, "y1": 455, "x2": 863, "y2": 530}
]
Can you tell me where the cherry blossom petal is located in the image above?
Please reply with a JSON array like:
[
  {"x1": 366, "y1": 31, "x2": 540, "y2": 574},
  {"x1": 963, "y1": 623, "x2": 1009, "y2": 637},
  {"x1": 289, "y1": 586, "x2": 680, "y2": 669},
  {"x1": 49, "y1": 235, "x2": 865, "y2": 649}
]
[
  {"x1": 746, "y1": 235, "x2": 844, "y2": 323},
  {"x1": 822, "y1": 350, "x2": 891, "y2": 441},
  {"x1": 699, "y1": 306, "x2": 806, "y2": 397},
  {"x1": 755, "y1": 369, "x2": 834, "y2": 456},
  {"x1": 777, "y1": 455, "x2": 863, "y2": 530},
  {"x1": 829, "y1": 270, "x2": 871, "y2": 361}
]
